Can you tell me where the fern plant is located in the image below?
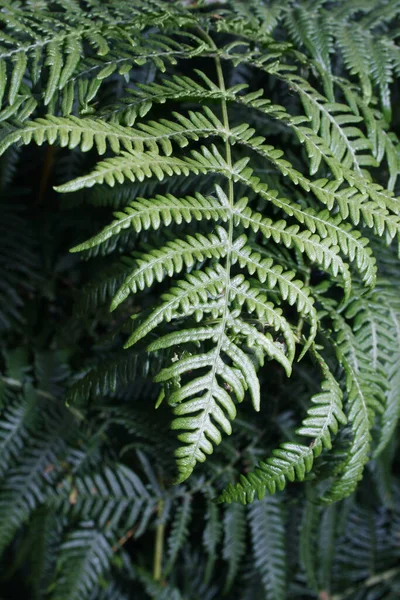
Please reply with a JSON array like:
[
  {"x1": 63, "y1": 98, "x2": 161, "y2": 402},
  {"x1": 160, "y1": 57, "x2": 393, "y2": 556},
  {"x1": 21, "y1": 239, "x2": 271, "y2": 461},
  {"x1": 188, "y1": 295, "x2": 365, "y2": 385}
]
[
  {"x1": 1, "y1": 0, "x2": 400, "y2": 598},
  {"x1": 1, "y1": 0, "x2": 399, "y2": 501}
]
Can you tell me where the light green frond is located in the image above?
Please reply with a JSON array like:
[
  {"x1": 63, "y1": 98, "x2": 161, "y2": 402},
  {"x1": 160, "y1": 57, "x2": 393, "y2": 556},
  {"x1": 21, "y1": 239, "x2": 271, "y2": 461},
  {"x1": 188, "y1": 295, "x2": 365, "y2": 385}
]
[
  {"x1": 226, "y1": 0, "x2": 285, "y2": 36},
  {"x1": 226, "y1": 282, "x2": 295, "y2": 365},
  {"x1": 232, "y1": 241, "x2": 315, "y2": 315},
  {"x1": 296, "y1": 354, "x2": 346, "y2": 454},
  {"x1": 336, "y1": 27, "x2": 374, "y2": 102},
  {"x1": 231, "y1": 119, "x2": 399, "y2": 243},
  {"x1": 228, "y1": 130, "x2": 378, "y2": 284},
  {"x1": 169, "y1": 363, "x2": 241, "y2": 482},
  {"x1": 134, "y1": 276, "x2": 294, "y2": 373},
  {"x1": 282, "y1": 77, "x2": 375, "y2": 175},
  {"x1": 369, "y1": 38, "x2": 394, "y2": 123},
  {"x1": 113, "y1": 83, "x2": 400, "y2": 243},
  {"x1": 0, "y1": 4, "x2": 204, "y2": 113},
  {"x1": 0, "y1": 108, "x2": 224, "y2": 156},
  {"x1": 221, "y1": 45, "x2": 379, "y2": 175},
  {"x1": 122, "y1": 265, "x2": 227, "y2": 343},
  {"x1": 284, "y1": 4, "x2": 334, "y2": 96},
  {"x1": 234, "y1": 198, "x2": 352, "y2": 296},
  {"x1": 102, "y1": 71, "x2": 232, "y2": 126},
  {"x1": 323, "y1": 315, "x2": 386, "y2": 503},
  {"x1": 345, "y1": 281, "x2": 400, "y2": 458},
  {"x1": 150, "y1": 324, "x2": 267, "y2": 481},
  {"x1": 219, "y1": 442, "x2": 314, "y2": 505},
  {"x1": 71, "y1": 193, "x2": 228, "y2": 250},
  {"x1": 0, "y1": 8, "x2": 101, "y2": 107},
  {"x1": 55, "y1": 150, "x2": 196, "y2": 191},
  {"x1": 109, "y1": 228, "x2": 228, "y2": 307},
  {"x1": 232, "y1": 242, "x2": 317, "y2": 352},
  {"x1": 218, "y1": 352, "x2": 345, "y2": 504},
  {"x1": 213, "y1": 84, "x2": 344, "y2": 177}
]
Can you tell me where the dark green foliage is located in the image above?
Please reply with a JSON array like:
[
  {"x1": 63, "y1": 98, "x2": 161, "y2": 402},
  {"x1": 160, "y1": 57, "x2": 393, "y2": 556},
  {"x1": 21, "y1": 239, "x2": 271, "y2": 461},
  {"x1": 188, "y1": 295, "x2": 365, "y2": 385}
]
[{"x1": 1, "y1": 0, "x2": 400, "y2": 598}]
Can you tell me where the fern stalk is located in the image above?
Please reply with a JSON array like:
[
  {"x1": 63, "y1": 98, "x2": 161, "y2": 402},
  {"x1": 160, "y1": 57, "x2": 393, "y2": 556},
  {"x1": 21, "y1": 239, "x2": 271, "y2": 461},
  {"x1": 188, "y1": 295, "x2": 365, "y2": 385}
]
[{"x1": 153, "y1": 498, "x2": 165, "y2": 583}]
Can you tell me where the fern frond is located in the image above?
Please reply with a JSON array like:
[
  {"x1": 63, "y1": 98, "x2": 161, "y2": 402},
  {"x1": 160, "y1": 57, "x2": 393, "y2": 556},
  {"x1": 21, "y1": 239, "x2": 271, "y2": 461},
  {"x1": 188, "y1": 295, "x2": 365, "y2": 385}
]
[
  {"x1": 72, "y1": 179, "x2": 353, "y2": 305},
  {"x1": 0, "y1": 386, "x2": 30, "y2": 477},
  {"x1": 376, "y1": 359, "x2": 400, "y2": 459},
  {"x1": 0, "y1": 2, "x2": 203, "y2": 113},
  {"x1": 2, "y1": 3, "x2": 400, "y2": 597},
  {"x1": 285, "y1": 2, "x2": 399, "y2": 121},
  {"x1": 1, "y1": 0, "x2": 399, "y2": 503},
  {"x1": 66, "y1": 349, "x2": 158, "y2": 406},
  {"x1": 202, "y1": 498, "x2": 222, "y2": 583},
  {"x1": 74, "y1": 192, "x2": 228, "y2": 243},
  {"x1": 164, "y1": 494, "x2": 192, "y2": 574},
  {"x1": 336, "y1": 27, "x2": 374, "y2": 102},
  {"x1": 0, "y1": 201, "x2": 40, "y2": 331},
  {"x1": 0, "y1": 7, "x2": 103, "y2": 107},
  {"x1": 369, "y1": 38, "x2": 393, "y2": 123},
  {"x1": 55, "y1": 150, "x2": 195, "y2": 191},
  {"x1": 54, "y1": 464, "x2": 156, "y2": 533},
  {"x1": 222, "y1": 501, "x2": 246, "y2": 591},
  {"x1": 225, "y1": 126, "x2": 379, "y2": 287},
  {"x1": 299, "y1": 494, "x2": 319, "y2": 592},
  {"x1": 231, "y1": 240, "x2": 317, "y2": 351},
  {"x1": 0, "y1": 108, "x2": 225, "y2": 157},
  {"x1": 323, "y1": 313, "x2": 386, "y2": 503},
  {"x1": 111, "y1": 228, "x2": 228, "y2": 305},
  {"x1": 281, "y1": 77, "x2": 376, "y2": 175},
  {"x1": 233, "y1": 198, "x2": 352, "y2": 297},
  {"x1": 345, "y1": 281, "x2": 400, "y2": 458},
  {"x1": 52, "y1": 526, "x2": 115, "y2": 600},
  {"x1": 101, "y1": 71, "x2": 232, "y2": 126},
  {"x1": 112, "y1": 74, "x2": 343, "y2": 182},
  {"x1": 0, "y1": 427, "x2": 66, "y2": 554},
  {"x1": 218, "y1": 42, "x2": 380, "y2": 175},
  {"x1": 149, "y1": 323, "x2": 269, "y2": 482},
  {"x1": 248, "y1": 494, "x2": 287, "y2": 600},
  {"x1": 229, "y1": 114, "x2": 400, "y2": 243},
  {"x1": 318, "y1": 504, "x2": 337, "y2": 594},
  {"x1": 218, "y1": 352, "x2": 346, "y2": 504}
]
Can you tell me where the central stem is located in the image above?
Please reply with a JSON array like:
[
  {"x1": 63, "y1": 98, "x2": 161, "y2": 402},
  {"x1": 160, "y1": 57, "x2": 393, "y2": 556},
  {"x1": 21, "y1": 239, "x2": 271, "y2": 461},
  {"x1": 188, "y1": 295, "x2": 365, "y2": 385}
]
[
  {"x1": 197, "y1": 26, "x2": 235, "y2": 348},
  {"x1": 182, "y1": 30, "x2": 236, "y2": 462}
]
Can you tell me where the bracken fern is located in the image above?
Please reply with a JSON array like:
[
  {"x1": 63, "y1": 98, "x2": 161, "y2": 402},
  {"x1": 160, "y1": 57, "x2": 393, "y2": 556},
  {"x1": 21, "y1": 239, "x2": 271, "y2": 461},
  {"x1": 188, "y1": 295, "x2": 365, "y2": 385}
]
[{"x1": 1, "y1": 0, "x2": 400, "y2": 506}]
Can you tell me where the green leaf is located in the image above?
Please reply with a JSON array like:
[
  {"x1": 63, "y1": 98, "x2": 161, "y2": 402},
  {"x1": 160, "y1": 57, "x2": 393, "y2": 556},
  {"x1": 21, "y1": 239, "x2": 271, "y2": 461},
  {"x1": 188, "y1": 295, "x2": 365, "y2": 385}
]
[{"x1": 248, "y1": 494, "x2": 287, "y2": 600}]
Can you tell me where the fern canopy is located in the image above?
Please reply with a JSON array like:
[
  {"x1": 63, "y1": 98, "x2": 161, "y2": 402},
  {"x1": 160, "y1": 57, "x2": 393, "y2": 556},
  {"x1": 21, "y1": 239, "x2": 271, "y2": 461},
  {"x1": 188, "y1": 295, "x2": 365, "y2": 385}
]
[{"x1": 1, "y1": 2, "x2": 400, "y2": 597}]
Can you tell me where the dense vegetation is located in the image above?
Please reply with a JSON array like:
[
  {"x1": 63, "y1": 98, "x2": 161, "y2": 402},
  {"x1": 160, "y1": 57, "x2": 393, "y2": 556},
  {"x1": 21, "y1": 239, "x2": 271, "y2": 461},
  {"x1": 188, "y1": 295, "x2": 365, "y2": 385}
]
[{"x1": 0, "y1": 1, "x2": 400, "y2": 598}]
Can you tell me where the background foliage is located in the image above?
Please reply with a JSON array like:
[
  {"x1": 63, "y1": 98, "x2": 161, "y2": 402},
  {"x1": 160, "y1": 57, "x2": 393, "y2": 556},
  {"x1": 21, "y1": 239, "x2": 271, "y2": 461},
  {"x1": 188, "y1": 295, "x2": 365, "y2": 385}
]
[{"x1": 0, "y1": 0, "x2": 400, "y2": 598}]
